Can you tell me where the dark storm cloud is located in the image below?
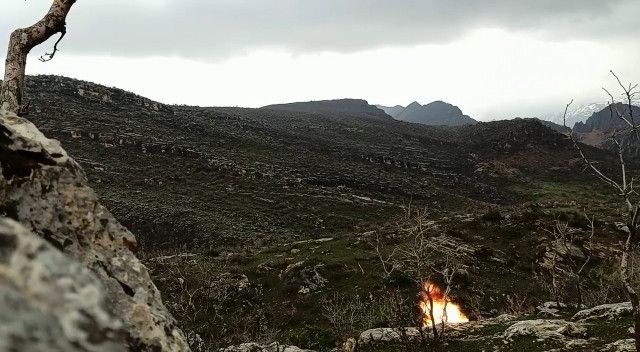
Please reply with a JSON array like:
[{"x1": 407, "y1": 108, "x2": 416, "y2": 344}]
[{"x1": 5, "y1": 0, "x2": 640, "y2": 59}]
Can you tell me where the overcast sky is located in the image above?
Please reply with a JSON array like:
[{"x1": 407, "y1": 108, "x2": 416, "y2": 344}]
[{"x1": 1, "y1": 0, "x2": 639, "y2": 120}]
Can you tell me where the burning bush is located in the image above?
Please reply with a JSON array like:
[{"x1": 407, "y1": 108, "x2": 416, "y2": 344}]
[{"x1": 419, "y1": 281, "x2": 469, "y2": 328}]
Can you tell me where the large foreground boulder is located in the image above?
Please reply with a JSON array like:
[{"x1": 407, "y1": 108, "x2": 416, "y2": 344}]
[
  {"x1": 0, "y1": 218, "x2": 125, "y2": 351},
  {"x1": 0, "y1": 113, "x2": 190, "y2": 351}
]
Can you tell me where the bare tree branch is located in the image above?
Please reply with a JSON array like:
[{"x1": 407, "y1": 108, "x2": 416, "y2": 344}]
[
  {"x1": 1, "y1": 0, "x2": 77, "y2": 115},
  {"x1": 39, "y1": 28, "x2": 67, "y2": 62}
]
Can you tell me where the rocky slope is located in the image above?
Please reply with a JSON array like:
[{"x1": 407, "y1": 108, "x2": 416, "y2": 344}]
[
  {"x1": 571, "y1": 103, "x2": 640, "y2": 157},
  {"x1": 573, "y1": 103, "x2": 640, "y2": 135},
  {"x1": 375, "y1": 104, "x2": 404, "y2": 118},
  {"x1": 20, "y1": 75, "x2": 589, "y2": 252},
  {"x1": 220, "y1": 302, "x2": 634, "y2": 352},
  {"x1": 15, "y1": 75, "x2": 620, "y2": 351},
  {"x1": 545, "y1": 99, "x2": 640, "y2": 129},
  {"x1": 0, "y1": 111, "x2": 190, "y2": 351},
  {"x1": 545, "y1": 102, "x2": 611, "y2": 128}
]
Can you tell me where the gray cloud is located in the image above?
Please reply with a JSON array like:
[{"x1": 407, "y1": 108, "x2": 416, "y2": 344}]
[{"x1": 1, "y1": 0, "x2": 634, "y2": 60}]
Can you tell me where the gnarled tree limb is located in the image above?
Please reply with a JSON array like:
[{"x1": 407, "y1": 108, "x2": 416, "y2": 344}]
[{"x1": 0, "y1": 0, "x2": 77, "y2": 115}]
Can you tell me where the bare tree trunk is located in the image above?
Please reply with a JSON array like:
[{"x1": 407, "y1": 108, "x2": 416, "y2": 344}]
[
  {"x1": 621, "y1": 224, "x2": 640, "y2": 351},
  {"x1": 1, "y1": 0, "x2": 77, "y2": 115},
  {"x1": 428, "y1": 294, "x2": 439, "y2": 339}
]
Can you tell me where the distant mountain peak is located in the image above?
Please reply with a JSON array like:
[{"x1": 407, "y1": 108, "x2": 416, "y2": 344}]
[{"x1": 391, "y1": 100, "x2": 476, "y2": 126}]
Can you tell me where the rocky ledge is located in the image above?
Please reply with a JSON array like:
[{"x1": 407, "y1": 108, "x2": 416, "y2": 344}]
[
  {"x1": 0, "y1": 112, "x2": 190, "y2": 351},
  {"x1": 220, "y1": 302, "x2": 635, "y2": 352}
]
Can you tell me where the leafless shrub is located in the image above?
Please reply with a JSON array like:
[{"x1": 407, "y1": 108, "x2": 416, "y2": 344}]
[
  {"x1": 563, "y1": 71, "x2": 640, "y2": 350},
  {"x1": 376, "y1": 209, "x2": 468, "y2": 339},
  {"x1": 542, "y1": 217, "x2": 594, "y2": 310},
  {"x1": 322, "y1": 289, "x2": 413, "y2": 348},
  {"x1": 504, "y1": 294, "x2": 535, "y2": 316},
  {"x1": 149, "y1": 257, "x2": 279, "y2": 350}
]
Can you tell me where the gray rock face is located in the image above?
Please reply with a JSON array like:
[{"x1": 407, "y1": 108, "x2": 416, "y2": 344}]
[
  {"x1": 279, "y1": 261, "x2": 328, "y2": 294},
  {"x1": 0, "y1": 113, "x2": 190, "y2": 351},
  {"x1": 604, "y1": 339, "x2": 636, "y2": 352},
  {"x1": 357, "y1": 327, "x2": 426, "y2": 345},
  {"x1": 0, "y1": 217, "x2": 126, "y2": 352},
  {"x1": 503, "y1": 319, "x2": 587, "y2": 342},
  {"x1": 572, "y1": 302, "x2": 632, "y2": 322}
]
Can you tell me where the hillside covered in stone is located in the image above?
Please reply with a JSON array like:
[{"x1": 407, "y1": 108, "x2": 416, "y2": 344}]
[
  {"x1": 24, "y1": 75, "x2": 586, "y2": 250},
  {"x1": 17, "y1": 75, "x2": 632, "y2": 351},
  {"x1": 0, "y1": 111, "x2": 190, "y2": 350}
]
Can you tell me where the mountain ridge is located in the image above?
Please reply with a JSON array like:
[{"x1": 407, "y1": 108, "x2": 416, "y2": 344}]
[
  {"x1": 377, "y1": 100, "x2": 477, "y2": 126},
  {"x1": 262, "y1": 98, "x2": 392, "y2": 121}
]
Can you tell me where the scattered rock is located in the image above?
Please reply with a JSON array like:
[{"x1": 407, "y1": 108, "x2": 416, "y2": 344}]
[
  {"x1": 219, "y1": 342, "x2": 314, "y2": 352},
  {"x1": 288, "y1": 238, "x2": 335, "y2": 246},
  {"x1": 615, "y1": 222, "x2": 630, "y2": 234},
  {"x1": 603, "y1": 339, "x2": 635, "y2": 352},
  {"x1": 358, "y1": 328, "x2": 423, "y2": 345},
  {"x1": 539, "y1": 235, "x2": 587, "y2": 272},
  {"x1": 564, "y1": 338, "x2": 590, "y2": 349},
  {"x1": 341, "y1": 338, "x2": 357, "y2": 352},
  {"x1": 536, "y1": 301, "x2": 578, "y2": 318},
  {"x1": 280, "y1": 261, "x2": 328, "y2": 294},
  {"x1": 572, "y1": 302, "x2": 632, "y2": 322},
  {"x1": 503, "y1": 319, "x2": 586, "y2": 342},
  {"x1": 280, "y1": 261, "x2": 306, "y2": 279}
]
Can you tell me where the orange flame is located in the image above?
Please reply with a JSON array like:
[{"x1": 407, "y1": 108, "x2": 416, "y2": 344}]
[{"x1": 418, "y1": 281, "x2": 468, "y2": 327}]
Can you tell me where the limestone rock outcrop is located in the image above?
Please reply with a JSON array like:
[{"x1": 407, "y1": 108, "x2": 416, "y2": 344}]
[
  {"x1": 0, "y1": 112, "x2": 190, "y2": 351},
  {"x1": 503, "y1": 319, "x2": 587, "y2": 342},
  {"x1": 572, "y1": 302, "x2": 632, "y2": 322},
  {"x1": 220, "y1": 342, "x2": 314, "y2": 352},
  {"x1": 0, "y1": 217, "x2": 126, "y2": 352}
]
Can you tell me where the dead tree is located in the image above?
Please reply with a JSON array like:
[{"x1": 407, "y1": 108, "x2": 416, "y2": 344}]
[
  {"x1": 563, "y1": 71, "x2": 640, "y2": 351},
  {"x1": 1, "y1": 0, "x2": 77, "y2": 116},
  {"x1": 376, "y1": 210, "x2": 467, "y2": 340},
  {"x1": 544, "y1": 218, "x2": 593, "y2": 310}
]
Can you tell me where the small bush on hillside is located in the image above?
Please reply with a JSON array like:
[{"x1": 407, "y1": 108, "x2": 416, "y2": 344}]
[{"x1": 481, "y1": 209, "x2": 503, "y2": 223}]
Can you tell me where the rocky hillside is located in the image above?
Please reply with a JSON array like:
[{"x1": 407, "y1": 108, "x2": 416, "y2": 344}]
[
  {"x1": 16, "y1": 75, "x2": 626, "y2": 351},
  {"x1": 392, "y1": 101, "x2": 477, "y2": 126},
  {"x1": 0, "y1": 112, "x2": 190, "y2": 351},
  {"x1": 571, "y1": 103, "x2": 640, "y2": 157},
  {"x1": 534, "y1": 118, "x2": 569, "y2": 134},
  {"x1": 21, "y1": 75, "x2": 588, "y2": 251},
  {"x1": 262, "y1": 99, "x2": 392, "y2": 121}
]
